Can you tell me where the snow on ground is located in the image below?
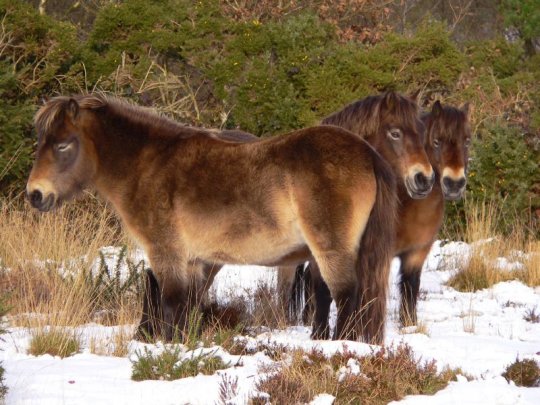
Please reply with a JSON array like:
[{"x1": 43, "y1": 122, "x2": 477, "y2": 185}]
[{"x1": 1, "y1": 241, "x2": 540, "y2": 404}]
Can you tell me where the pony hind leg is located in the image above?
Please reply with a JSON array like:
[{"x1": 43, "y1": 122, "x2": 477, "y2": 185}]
[
  {"x1": 311, "y1": 252, "x2": 359, "y2": 341},
  {"x1": 306, "y1": 262, "x2": 332, "y2": 339},
  {"x1": 398, "y1": 245, "x2": 431, "y2": 326}
]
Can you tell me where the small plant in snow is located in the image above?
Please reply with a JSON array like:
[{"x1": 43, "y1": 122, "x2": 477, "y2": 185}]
[
  {"x1": 80, "y1": 246, "x2": 146, "y2": 324},
  {"x1": 218, "y1": 373, "x2": 240, "y2": 405},
  {"x1": 28, "y1": 329, "x2": 81, "y2": 358},
  {"x1": 254, "y1": 344, "x2": 466, "y2": 404},
  {"x1": 523, "y1": 307, "x2": 540, "y2": 323},
  {"x1": 131, "y1": 346, "x2": 231, "y2": 381},
  {"x1": 502, "y1": 358, "x2": 540, "y2": 387}
]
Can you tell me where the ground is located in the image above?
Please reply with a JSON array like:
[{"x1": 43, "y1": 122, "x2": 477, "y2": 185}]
[{"x1": 1, "y1": 241, "x2": 539, "y2": 404}]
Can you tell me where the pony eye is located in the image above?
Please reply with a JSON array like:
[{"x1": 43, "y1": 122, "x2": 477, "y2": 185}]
[
  {"x1": 433, "y1": 139, "x2": 440, "y2": 148},
  {"x1": 464, "y1": 138, "x2": 471, "y2": 147},
  {"x1": 387, "y1": 129, "x2": 402, "y2": 140},
  {"x1": 56, "y1": 142, "x2": 72, "y2": 152}
]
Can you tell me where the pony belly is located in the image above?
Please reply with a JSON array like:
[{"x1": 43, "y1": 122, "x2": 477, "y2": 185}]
[
  {"x1": 180, "y1": 217, "x2": 306, "y2": 266},
  {"x1": 191, "y1": 231, "x2": 306, "y2": 266}
]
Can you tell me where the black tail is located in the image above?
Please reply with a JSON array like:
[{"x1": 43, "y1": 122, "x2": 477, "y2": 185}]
[
  {"x1": 356, "y1": 148, "x2": 397, "y2": 344},
  {"x1": 288, "y1": 263, "x2": 311, "y2": 323}
]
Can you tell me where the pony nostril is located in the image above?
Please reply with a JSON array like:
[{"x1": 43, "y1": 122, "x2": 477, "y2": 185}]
[
  {"x1": 443, "y1": 177, "x2": 466, "y2": 191},
  {"x1": 414, "y1": 172, "x2": 430, "y2": 190},
  {"x1": 29, "y1": 190, "x2": 43, "y2": 206}
]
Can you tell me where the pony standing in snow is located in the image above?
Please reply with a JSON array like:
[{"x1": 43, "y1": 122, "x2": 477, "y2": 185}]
[
  {"x1": 293, "y1": 100, "x2": 471, "y2": 335},
  {"x1": 139, "y1": 91, "x2": 434, "y2": 344},
  {"x1": 26, "y1": 94, "x2": 399, "y2": 342}
]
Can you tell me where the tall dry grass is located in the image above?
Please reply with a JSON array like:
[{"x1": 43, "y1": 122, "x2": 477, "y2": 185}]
[
  {"x1": 447, "y1": 199, "x2": 540, "y2": 291},
  {"x1": 0, "y1": 194, "x2": 140, "y2": 336}
]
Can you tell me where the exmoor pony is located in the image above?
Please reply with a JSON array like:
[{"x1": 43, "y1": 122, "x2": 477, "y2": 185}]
[
  {"x1": 293, "y1": 100, "x2": 471, "y2": 335},
  {"x1": 26, "y1": 94, "x2": 397, "y2": 342},
  {"x1": 141, "y1": 91, "x2": 433, "y2": 344}
]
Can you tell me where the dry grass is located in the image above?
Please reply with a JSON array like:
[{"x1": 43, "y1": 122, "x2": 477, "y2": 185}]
[
  {"x1": 254, "y1": 344, "x2": 466, "y2": 405},
  {"x1": 0, "y1": 195, "x2": 141, "y2": 339},
  {"x1": 89, "y1": 328, "x2": 132, "y2": 357},
  {"x1": 28, "y1": 328, "x2": 81, "y2": 358},
  {"x1": 447, "y1": 200, "x2": 540, "y2": 292},
  {"x1": 502, "y1": 358, "x2": 540, "y2": 387},
  {"x1": 400, "y1": 321, "x2": 430, "y2": 336}
]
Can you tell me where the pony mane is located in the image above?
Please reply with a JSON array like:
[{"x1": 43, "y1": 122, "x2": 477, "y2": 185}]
[
  {"x1": 422, "y1": 105, "x2": 469, "y2": 143},
  {"x1": 35, "y1": 94, "x2": 200, "y2": 140},
  {"x1": 321, "y1": 92, "x2": 420, "y2": 139}
]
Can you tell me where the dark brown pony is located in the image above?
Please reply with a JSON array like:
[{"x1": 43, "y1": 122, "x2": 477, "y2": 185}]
[
  {"x1": 26, "y1": 94, "x2": 397, "y2": 342},
  {"x1": 397, "y1": 100, "x2": 470, "y2": 325},
  {"x1": 140, "y1": 91, "x2": 433, "y2": 344},
  {"x1": 295, "y1": 100, "x2": 471, "y2": 334}
]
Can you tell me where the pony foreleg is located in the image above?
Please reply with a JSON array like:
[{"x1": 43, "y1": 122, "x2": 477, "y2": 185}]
[
  {"x1": 149, "y1": 252, "x2": 206, "y2": 342},
  {"x1": 135, "y1": 268, "x2": 163, "y2": 342},
  {"x1": 398, "y1": 245, "x2": 431, "y2": 326}
]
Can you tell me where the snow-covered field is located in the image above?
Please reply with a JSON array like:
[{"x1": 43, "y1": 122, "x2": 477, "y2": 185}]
[{"x1": 1, "y1": 241, "x2": 539, "y2": 404}]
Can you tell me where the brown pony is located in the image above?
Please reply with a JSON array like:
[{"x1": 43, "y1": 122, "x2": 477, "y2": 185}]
[
  {"x1": 26, "y1": 94, "x2": 397, "y2": 342},
  {"x1": 295, "y1": 100, "x2": 471, "y2": 335},
  {"x1": 397, "y1": 100, "x2": 470, "y2": 325},
  {"x1": 140, "y1": 91, "x2": 433, "y2": 344}
]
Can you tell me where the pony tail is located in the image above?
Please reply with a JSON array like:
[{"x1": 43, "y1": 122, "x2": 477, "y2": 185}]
[
  {"x1": 287, "y1": 263, "x2": 308, "y2": 322},
  {"x1": 356, "y1": 149, "x2": 397, "y2": 344}
]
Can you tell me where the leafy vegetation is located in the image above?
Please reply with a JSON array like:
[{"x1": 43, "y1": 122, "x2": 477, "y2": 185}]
[{"x1": 131, "y1": 346, "x2": 230, "y2": 381}]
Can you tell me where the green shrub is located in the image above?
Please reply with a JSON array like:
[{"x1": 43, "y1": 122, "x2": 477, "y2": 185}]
[
  {"x1": 0, "y1": 0, "x2": 84, "y2": 191},
  {"x1": 131, "y1": 346, "x2": 230, "y2": 381},
  {"x1": 81, "y1": 246, "x2": 145, "y2": 324},
  {"x1": 501, "y1": 0, "x2": 540, "y2": 45},
  {"x1": 467, "y1": 123, "x2": 539, "y2": 232},
  {"x1": 466, "y1": 37, "x2": 525, "y2": 78}
]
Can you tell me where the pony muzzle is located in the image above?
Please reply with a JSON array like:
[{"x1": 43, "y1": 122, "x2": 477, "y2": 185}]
[
  {"x1": 404, "y1": 170, "x2": 434, "y2": 199},
  {"x1": 441, "y1": 167, "x2": 466, "y2": 200},
  {"x1": 26, "y1": 182, "x2": 57, "y2": 212},
  {"x1": 442, "y1": 176, "x2": 466, "y2": 200}
]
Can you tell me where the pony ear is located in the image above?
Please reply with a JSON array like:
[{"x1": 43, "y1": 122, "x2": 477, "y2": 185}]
[
  {"x1": 431, "y1": 100, "x2": 443, "y2": 117},
  {"x1": 460, "y1": 102, "x2": 470, "y2": 117},
  {"x1": 409, "y1": 89, "x2": 421, "y2": 103},
  {"x1": 66, "y1": 98, "x2": 80, "y2": 121}
]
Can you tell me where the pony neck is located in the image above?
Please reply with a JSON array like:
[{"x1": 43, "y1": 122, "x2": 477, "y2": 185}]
[{"x1": 87, "y1": 108, "x2": 179, "y2": 203}]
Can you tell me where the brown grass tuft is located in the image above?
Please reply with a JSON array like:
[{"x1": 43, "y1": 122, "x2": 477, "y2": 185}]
[
  {"x1": 502, "y1": 358, "x2": 540, "y2": 387},
  {"x1": 447, "y1": 201, "x2": 540, "y2": 292},
  {"x1": 254, "y1": 344, "x2": 465, "y2": 404},
  {"x1": 28, "y1": 329, "x2": 81, "y2": 358},
  {"x1": 0, "y1": 195, "x2": 141, "y2": 343}
]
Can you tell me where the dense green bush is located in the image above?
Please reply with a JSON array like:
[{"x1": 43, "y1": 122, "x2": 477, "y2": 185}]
[
  {"x1": 501, "y1": 0, "x2": 540, "y2": 53},
  {"x1": 0, "y1": 0, "x2": 84, "y2": 191},
  {"x1": 468, "y1": 123, "x2": 539, "y2": 230}
]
